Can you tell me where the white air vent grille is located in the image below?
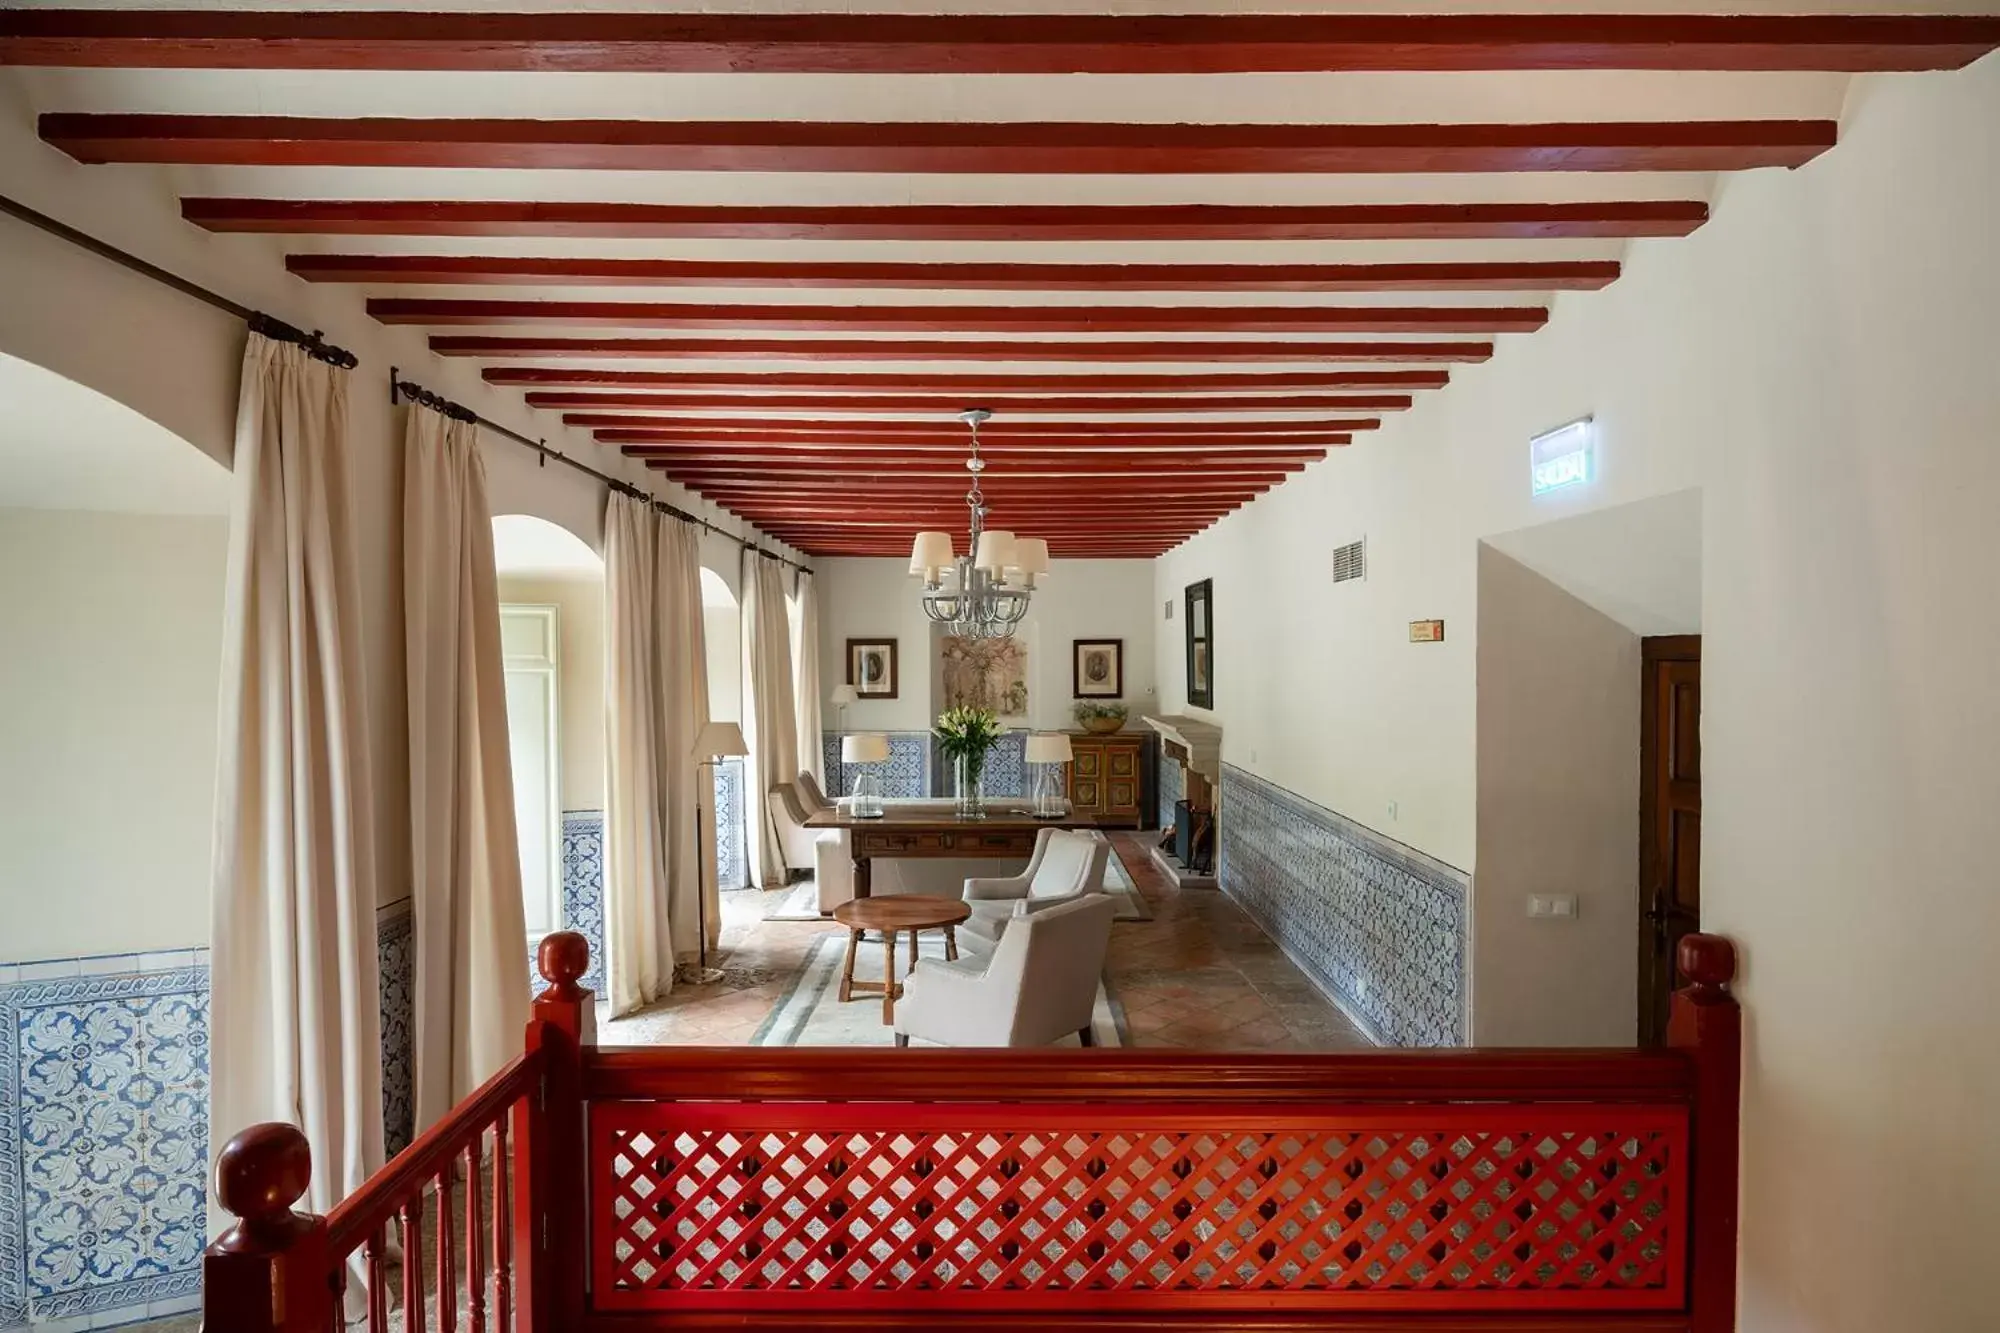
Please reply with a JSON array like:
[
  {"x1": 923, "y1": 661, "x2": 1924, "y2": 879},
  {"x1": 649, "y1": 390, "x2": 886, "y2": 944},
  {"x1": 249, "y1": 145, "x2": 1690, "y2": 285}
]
[{"x1": 1332, "y1": 537, "x2": 1368, "y2": 584}]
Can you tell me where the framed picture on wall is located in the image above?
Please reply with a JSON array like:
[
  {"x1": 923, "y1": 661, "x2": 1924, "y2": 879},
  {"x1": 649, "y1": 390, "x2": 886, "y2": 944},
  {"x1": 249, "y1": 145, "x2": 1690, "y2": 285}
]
[
  {"x1": 1073, "y1": 639, "x2": 1124, "y2": 699},
  {"x1": 846, "y1": 638, "x2": 899, "y2": 699},
  {"x1": 1185, "y1": 580, "x2": 1214, "y2": 708}
]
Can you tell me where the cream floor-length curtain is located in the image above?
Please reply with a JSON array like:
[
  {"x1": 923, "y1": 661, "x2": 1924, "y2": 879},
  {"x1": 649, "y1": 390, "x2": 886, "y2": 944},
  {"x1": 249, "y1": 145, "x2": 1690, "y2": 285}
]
[
  {"x1": 657, "y1": 520, "x2": 713, "y2": 964},
  {"x1": 603, "y1": 497, "x2": 711, "y2": 1013},
  {"x1": 403, "y1": 407, "x2": 530, "y2": 1132},
  {"x1": 742, "y1": 551, "x2": 801, "y2": 888},
  {"x1": 791, "y1": 569, "x2": 825, "y2": 787},
  {"x1": 209, "y1": 332, "x2": 383, "y2": 1227}
]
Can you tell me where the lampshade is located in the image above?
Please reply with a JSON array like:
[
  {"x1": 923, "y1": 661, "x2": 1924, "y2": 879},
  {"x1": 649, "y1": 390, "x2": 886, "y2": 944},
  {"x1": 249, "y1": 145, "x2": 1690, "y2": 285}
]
[
  {"x1": 973, "y1": 529, "x2": 1017, "y2": 574},
  {"x1": 1025, "y1": 732, "x2": 1073, "y2": 765},
  {"x1": 1009, "y1": 537, "x2": 1051, "y2": 577},
  {"x1": 909, "y1": 530, "x2": 955, "y2": 576},
  {"x1": 691, "y1": 720, "x2": 748, "y2": 759},
  {"x1": 841, "y1": 733, "x2": 892, "y2": 764},
  {"x1": 830, "y1": 683, "x2": 858, "y2": 706}
]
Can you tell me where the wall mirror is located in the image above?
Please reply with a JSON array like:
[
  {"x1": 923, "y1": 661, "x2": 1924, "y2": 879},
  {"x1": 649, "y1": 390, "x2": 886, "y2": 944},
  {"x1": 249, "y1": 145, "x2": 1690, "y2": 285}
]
[{"x1": 1185, "y1": 579, "x2": 1213, "y2": 709}]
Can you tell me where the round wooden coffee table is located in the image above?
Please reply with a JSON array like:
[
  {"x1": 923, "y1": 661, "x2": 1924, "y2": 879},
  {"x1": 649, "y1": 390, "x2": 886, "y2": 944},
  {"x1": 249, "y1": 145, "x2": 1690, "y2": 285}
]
[{"x1": 831, "y1": 894, "x2": 972, "y2": 1026}]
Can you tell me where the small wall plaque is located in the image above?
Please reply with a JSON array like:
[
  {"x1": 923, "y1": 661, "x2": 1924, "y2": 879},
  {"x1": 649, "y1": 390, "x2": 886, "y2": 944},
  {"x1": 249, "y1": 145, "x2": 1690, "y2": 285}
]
[{"x1": 1409, "y1": 619, "x2": 1445, "y2": 643}]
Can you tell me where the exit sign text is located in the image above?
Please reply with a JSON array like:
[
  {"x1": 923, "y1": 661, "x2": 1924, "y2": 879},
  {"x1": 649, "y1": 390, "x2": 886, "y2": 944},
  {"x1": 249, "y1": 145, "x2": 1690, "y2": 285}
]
[{"x1": 1531, "y1": 418, "x2": 1595, "y2": 496}]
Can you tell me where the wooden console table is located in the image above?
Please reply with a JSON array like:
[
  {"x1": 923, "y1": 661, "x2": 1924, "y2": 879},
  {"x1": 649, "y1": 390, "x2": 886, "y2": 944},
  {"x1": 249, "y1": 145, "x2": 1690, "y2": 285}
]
[{"x1": 804, "y1": 805, "x2": 1112, "y2": 899}]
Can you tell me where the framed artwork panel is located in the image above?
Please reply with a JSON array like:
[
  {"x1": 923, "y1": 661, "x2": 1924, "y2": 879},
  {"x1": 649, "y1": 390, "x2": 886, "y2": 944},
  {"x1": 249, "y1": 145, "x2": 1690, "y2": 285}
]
[
  {"x1": 847, "y1": 638, "x2": 899, "y2": 699},
  {"x1": 1072, "y1": 638, "x2": 1125, "y2": 699}
]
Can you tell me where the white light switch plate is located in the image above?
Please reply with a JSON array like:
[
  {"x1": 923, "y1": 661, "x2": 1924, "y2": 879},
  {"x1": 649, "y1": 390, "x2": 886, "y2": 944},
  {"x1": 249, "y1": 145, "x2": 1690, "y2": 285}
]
[{"x1": 1528, "y1": 895, "x2": 1580, "y2": 920}]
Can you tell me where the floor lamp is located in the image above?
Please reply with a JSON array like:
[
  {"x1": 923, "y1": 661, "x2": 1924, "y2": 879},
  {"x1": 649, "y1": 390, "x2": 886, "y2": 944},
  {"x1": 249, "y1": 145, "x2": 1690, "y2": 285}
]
[
  {"x1": 690, "y1": 719, "x2": 749, "y2": 985},
  {"x1": 830, "y1": 683, "x2": 857, "y2": 795}
]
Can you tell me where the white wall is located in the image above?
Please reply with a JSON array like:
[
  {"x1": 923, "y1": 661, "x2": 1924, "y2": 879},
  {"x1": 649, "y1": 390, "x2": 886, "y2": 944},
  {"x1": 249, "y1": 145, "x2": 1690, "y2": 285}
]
[
  {"x1": 1157, "y1": 58, "x2": 2000, "y2": 1333},
  {"x1": 816, "y1": 557, "x2": 1157, "y2": 733},
  {"x1": 498, "y1": 575, "x2": 605, "y2": 813},
  {"x1": 1473, "y1": 546, "x2": 1639, "y2": 1047},
  {"x1": 0, "y1": 510, "x2": 226, "y2": 960}
]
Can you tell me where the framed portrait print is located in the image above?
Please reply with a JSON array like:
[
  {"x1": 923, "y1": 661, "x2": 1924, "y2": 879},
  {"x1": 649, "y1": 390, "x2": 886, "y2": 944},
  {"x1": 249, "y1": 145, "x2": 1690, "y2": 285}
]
[
  {"x1": 1185, "y1": 579, "x2": 1213, "y2": 708},
  {"x1": 1072, "y1": 638, "x2": 1124, "y2": 699},
  {"x1": 846, "y1": 638, "x2": 899, "y2": 699}
]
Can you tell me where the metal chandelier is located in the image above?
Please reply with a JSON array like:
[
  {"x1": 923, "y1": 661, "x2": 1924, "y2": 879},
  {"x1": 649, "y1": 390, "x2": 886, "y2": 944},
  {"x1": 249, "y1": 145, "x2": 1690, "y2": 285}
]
[{"x1": 908, "y1": 408, "x2": 1050, "y2": 640}]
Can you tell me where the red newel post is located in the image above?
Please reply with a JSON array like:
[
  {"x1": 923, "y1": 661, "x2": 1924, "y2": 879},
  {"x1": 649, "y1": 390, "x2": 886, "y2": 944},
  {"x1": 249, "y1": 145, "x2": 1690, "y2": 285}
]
[
  {"x1": 516, "y1": 931, "x2": 595, "y2": 1332},
  {"x1": 202, "y1": 1123, "x2": 333, "y2": 1331},
  {"x1": 1668, "y1": 932, "x2": 1741, "y2": 1333}
]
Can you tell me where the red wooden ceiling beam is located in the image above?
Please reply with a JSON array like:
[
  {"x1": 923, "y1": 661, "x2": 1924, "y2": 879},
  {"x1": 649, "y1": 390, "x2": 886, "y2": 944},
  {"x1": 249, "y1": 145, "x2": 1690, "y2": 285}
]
[
  {"x1": 435, "y1": 336, "x2": 1492, "y2": 363},
  {"x1": 615, "y1": 441, "x2": 1350, "y2": 459},
  {"x1": 588, "y1": 417, "x2": 1378, "y2": 437},
  {"x1": 45, "y1": 115, "x2": 1837, "y2": 175},
  {"x1": 295, "y1": 255, "x2": 1619, "y2": 293},
  {"x1": 526, "y1": 391, "x2": 1415, "y2": 413},
  {"x1": 492, "y1": 368, "x2": 1449, "y2": 391},
  {"x1": 373, "y1": 298, "x2": 1547, "y2": 335},
  {"x1": 620, "y1": 447, "x2": 1334, "y2": 465},
  {"x1": 199, "y1": 200, "x2": 1704, "y2": 241},
  {"x1": 725, "y1": 507, "x2": 1240, "y2": 520},
  {"x1": 658, "y1": 466, "x2": 1309, "y2": 484},
  {"x1": 9, "y1": 12, "x2": 1995, "y2": 73}
]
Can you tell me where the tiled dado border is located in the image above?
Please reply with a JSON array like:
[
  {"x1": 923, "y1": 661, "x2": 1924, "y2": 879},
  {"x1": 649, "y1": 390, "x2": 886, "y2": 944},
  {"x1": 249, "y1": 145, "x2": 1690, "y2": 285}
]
[
  {"x1": 1219, "y1": 766, "x2": 1469, "y2": 1047},
  {"x1": 820, "y1": 730, "x2": 1030, "y2": 802},
  {"x1": 0, "y1": 907, "x2": 423, "y2": 1330},
  {"x1": 0, "y1": 950, "x2": 209, "y2": 1331}
]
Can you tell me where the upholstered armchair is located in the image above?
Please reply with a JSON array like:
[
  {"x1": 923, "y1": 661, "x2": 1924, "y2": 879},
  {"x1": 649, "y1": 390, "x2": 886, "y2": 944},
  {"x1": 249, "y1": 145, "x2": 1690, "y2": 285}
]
[
  {"x1": 959, "y1": 827, "x2": 1111, "y2": 947},
  {"x1": 894, "y1": 895, "x2": 1118, "y2": 1048},
  {"x1": 767, "y1": 773, "x2": 827, "y2": 880}
]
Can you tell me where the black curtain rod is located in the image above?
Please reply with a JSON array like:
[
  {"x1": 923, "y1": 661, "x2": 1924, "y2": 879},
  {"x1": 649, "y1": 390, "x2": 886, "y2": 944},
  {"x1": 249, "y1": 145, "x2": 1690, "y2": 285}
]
[
  {"x1": 390, "y1": 368, "x2": 812, "y2": 576},
  {"x1": 0, "y1": 189, "x2": 807, "y2": 571},
  {"x1": 0, "y1": 191, "x2": 357, "y2": 369}
]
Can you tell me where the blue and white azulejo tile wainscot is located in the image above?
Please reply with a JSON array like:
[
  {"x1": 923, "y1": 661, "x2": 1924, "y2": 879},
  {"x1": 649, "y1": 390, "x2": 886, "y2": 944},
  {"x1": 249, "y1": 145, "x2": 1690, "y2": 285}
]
[
  {"x1": 1219, "y1": 766, "x2": 1468, "y2": 1047},
  {"x1": 0, "y1": 954, "x2": 209, "y2": 1329}
]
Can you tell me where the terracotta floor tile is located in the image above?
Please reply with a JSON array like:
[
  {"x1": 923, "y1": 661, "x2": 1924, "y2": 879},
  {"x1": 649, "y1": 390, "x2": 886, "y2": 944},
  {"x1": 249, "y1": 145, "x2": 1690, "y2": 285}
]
[{"x1": 596, "y1": 834, "x2": 1370, "y2": 1055}]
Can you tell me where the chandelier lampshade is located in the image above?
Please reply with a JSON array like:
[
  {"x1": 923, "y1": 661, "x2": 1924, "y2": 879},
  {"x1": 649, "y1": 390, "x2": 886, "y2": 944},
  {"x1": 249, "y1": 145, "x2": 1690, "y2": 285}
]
[
  {"x1": 909, "y1": 529, "x2": 955, "y2": 577},
  {"x1": 972, "y1": 529, "x2": 1017, "y2": 575}
]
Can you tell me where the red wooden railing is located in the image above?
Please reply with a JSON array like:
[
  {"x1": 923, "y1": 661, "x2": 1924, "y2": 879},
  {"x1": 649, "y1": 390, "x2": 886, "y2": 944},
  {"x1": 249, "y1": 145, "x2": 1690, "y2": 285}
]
[{"x1": 204, "y1": 932, "x2": 1739, "y2": 1332}]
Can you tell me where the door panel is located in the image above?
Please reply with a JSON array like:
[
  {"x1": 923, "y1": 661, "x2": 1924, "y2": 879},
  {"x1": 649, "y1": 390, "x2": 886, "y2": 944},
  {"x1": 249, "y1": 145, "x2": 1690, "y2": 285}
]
[{"x1": 1639, "y1": 636, "x2": 1701, "y2": 1046}]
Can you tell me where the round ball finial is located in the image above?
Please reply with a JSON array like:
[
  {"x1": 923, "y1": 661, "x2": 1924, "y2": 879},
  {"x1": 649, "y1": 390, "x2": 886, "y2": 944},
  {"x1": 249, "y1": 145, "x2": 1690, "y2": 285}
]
[
  {"x1": 1677, "y1": 933, "x2": 1736, "y2": 1000},
  {"x1": 215, "y1": 1122, "x2": 312, "y2": 1224},
  {"x1": 538, "y1": 930, "x2": 591, "y2": 991}
]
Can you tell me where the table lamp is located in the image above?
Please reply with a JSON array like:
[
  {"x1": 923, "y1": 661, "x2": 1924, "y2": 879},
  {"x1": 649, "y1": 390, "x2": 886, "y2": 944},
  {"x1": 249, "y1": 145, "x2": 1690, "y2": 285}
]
[
  {"x1": 689, "y1": 720, "x2": 749, "y2": 984},
  {"x1": 1025, "y1": 732, "x2": 1073, "y2": 819},
  {"x1": 842, "y1": 733, "x2": 891, "y2": 819}
]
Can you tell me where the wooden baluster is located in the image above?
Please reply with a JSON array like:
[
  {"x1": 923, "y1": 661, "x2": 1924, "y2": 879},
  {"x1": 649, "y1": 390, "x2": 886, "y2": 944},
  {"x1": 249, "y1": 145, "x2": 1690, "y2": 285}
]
[
  {"x1": 401, "y1": 1197, "x2": 426, "y2": 1333},
  {"x1": 467, "y1": 1134, "x2": 488, "y2": 1333},
  {"x1": 435, "y1": 1166, "x2": 457, "y2": 1331},
  {"x1": 493, "y1": 1116, "x2": 513, "y2": 1331},
  {"x1": 518, "y1": 931, "x2": 595, "y2": 1332},
  {"x1": 202, "y1": 1123, "x2": 333, "y2": 1332},
  {"x1": 1668, "y1": 933, "x2": 1741, "y2": 1333},
  {"x1": 365, "y1": 1225, "x2": 388, "y2": 1332}
]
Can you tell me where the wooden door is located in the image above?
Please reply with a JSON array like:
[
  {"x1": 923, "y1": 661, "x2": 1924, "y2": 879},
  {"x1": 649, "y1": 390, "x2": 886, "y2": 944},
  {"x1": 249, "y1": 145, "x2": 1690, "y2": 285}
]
[{"x1": 1639, "y1": 635, "x2": 1701, "y2": 1045}]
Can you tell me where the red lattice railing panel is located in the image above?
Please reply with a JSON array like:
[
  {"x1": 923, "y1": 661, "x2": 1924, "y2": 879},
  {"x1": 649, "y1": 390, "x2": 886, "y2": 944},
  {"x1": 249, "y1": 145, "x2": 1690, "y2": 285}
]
[{"x1": 589, "y1": 1102, "x2": 1687, "y2": 1313}]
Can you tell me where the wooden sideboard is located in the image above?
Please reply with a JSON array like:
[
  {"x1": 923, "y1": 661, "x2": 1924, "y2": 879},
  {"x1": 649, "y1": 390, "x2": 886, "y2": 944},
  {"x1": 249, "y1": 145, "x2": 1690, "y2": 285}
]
[{"x1": 1066, "y1": 729, "x2": 1147, "y2": 828}]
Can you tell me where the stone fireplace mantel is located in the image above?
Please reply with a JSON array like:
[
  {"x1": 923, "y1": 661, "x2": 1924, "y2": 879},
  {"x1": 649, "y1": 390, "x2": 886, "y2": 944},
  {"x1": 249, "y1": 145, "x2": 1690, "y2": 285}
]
[
  {"x1": 1142, "y1": 714, "x2": 1222, "y2": 789},
  {"x1": 1143, "y1": 714, "x2": 1223, "y2": 889}
]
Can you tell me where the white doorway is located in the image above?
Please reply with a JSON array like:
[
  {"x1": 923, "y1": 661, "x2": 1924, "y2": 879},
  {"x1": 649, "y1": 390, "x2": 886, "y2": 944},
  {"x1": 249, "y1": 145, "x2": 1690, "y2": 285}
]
[{"x1": 501, "y1": 603, "x2": 561, "y2": 940}]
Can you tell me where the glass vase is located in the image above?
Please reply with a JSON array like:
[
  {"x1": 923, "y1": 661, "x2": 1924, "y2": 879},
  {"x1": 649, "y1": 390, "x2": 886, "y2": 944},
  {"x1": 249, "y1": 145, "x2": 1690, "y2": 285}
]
[{"x1": 953, "y1": 751, "x2": 987, "y2": 818}]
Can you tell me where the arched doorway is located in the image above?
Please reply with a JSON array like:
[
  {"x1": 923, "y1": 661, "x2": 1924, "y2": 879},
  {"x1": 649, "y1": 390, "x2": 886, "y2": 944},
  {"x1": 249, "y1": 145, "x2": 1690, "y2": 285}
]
[{"x1": 492, "y1": 513, "x2": 606, "y2": 984}]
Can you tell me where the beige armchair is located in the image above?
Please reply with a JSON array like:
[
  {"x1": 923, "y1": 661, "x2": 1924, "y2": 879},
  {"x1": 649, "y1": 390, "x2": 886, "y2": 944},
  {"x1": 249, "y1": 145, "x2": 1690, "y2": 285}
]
[
  {"x1": 894, "y1": 895, "x2": 1118, "y2": 1048},
  {"x1": 959, "y1": 827, "x2": 1112, "y2": 948},
  {"x1": 768, "y1": 773, "x2": 829, "y2": 879}
]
